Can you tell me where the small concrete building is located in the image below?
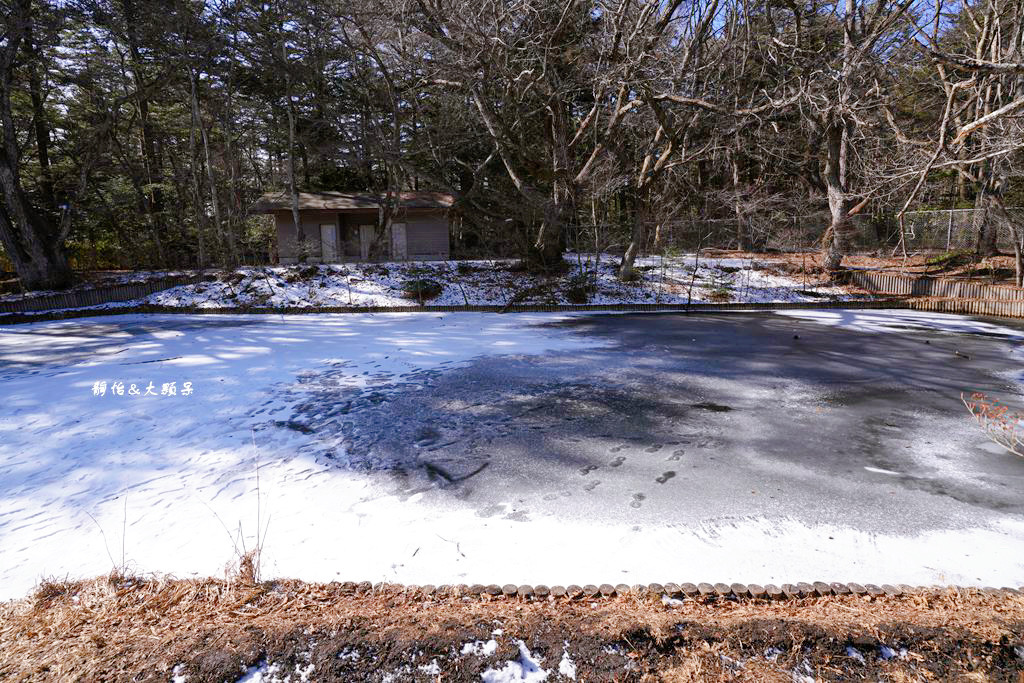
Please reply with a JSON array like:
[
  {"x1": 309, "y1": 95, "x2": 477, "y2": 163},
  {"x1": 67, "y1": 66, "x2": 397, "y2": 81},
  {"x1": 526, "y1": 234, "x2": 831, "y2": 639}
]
[{"x1": 253, "y1": 191, "x2": 454, "y2": 264}]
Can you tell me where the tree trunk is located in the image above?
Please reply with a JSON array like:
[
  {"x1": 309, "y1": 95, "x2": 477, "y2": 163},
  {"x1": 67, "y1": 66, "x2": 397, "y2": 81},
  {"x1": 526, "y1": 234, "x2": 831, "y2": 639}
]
[
  {"x1": 974, "y1": 167, "x2": 1000, "y2": 257},
  {"x1": 0, "y1": 0, "x2": 73, "y2": 290},
  {"x1": 527, "y1": 198, "x2": 569, "y2": 272},
  {"x1": 527, "y1": 101, "x2": 573, "y2": 272},
  {"x1": 618, "y1": 220, "x2": 644, "y2": 280},
  {"x1": 25, "y1": 27, "x2": 55, "y2": 211},
  {"x1": 187, "y1": 71, "x2": 207, "y2": 268},
  {"x1": 619, "y1": 196, "x2": 649, "y2": 280},
  {"x1": 822, "y1": 0, "x2": 856, "y2": 273},
  {"x1": 121, "y1": 0, "x2": 166, "y2": 266},
  {"x1": 1011, "y1": 225, "x2": 1023, "y2": 288},
  {"x1": 197, "y1": 91, "x2": 237, "y2": 265},
  {"x1": 732, "y1": 153, "x2": 750, "y2": 250},
  {"x1": 0, "y1": 181, "x2": 73, "y2": 290},
  {"x1": 989, "y1": 193, "x2": 1023, "y2": 287},
  {"x1": 822, "y1": 122, "x2": 852, "y2": 272},
  {"x1": 283, "y1": 41, "x2": 305, "y2": 262}
]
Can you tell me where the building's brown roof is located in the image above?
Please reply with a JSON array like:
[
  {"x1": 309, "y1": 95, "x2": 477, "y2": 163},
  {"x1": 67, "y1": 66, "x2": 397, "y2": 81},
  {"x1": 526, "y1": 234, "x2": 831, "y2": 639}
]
[{"x1": 252, "y1": 191, "x2": 454, "y2": 213}]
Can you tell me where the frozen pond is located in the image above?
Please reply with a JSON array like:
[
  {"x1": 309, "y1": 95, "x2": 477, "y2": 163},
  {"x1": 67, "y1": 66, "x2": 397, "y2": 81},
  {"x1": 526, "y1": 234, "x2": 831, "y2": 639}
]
[{"x1": 0, "y1": 309, "x2": 1022, "y2": 599}]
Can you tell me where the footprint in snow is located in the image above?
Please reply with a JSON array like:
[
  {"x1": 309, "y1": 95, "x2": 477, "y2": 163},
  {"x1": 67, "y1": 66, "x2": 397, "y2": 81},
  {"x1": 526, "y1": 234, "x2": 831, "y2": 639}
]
[
  {"x1": 579, "y1": 465, "x2": 599, "y2": 475},
  {"x1": 583, "y1": 480, "x2": 601, "y2": 492},
  {"x1": 645, "y1": 444, "x2": 663, "y2": 453},
  {"x1": 656, "y1": 471, "x2": 676, "y2": 484},
  {"x1": 630, "y1": 493, "x2": 645, "y2": 508},
  {"x1": 667, "y1": 449, "x2": 685, "y2": 461},
  {"x1": 609, "y1": 456, "x2": 625, "y2": 467},
  {"x1": 476, "y1": 504, "x2": 505, "y2": 518}
]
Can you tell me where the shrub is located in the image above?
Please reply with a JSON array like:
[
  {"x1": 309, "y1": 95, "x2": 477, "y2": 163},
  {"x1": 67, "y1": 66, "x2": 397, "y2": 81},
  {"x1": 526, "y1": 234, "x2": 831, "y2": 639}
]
[
  {"x1": 565, "y1": 271, "x2": 597, "y2": 304},
  {"x1": 707, "y1": 285, "x2": 733, "y2": 302},
  {"x1": 402, "y1": 278, "x2": 443, "y2": 301},
  {"x1": 219, "y1": 270, "x2": 246, "y2": 286},
  {"x1": 283, "y1": 265, "x2": 319, "y2": 283},
  {"x1": 707, "y1": 268, "x2": 734, "y2": 302}
]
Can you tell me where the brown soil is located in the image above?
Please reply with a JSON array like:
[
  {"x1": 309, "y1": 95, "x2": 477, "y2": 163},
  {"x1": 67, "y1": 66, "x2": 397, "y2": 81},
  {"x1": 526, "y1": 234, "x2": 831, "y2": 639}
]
[{"x1": 2, "y1": 577, "x2": 1022, "y2": 682}]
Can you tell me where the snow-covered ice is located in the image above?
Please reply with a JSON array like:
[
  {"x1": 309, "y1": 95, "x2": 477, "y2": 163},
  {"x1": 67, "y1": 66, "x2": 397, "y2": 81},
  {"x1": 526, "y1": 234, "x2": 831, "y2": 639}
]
[
  {"x1": 777, "y1": 308, "x2": 1024, "y2": 339},
  {"x1": 0, "y1": 309, "x2": 1022, "y2": 601},
  {"x1": 0, "y1": 312, "x2": 598, "y2": 598}
]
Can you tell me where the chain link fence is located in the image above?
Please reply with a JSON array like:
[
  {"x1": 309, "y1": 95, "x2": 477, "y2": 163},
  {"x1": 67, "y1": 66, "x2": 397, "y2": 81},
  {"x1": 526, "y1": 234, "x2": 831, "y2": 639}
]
[
  {"x1": 565, "y1": 208, "x2": 1023, "y2": 256},
  {"x1": 897, "y1": 208, "x2": 1022, "y2": 252}
]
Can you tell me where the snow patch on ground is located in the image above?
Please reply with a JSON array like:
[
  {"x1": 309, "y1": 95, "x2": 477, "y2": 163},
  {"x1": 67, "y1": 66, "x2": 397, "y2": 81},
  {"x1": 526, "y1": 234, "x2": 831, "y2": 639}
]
[
  {"x1": 136, "y1": 253, "x2": 853, "y2": 310},
  {"x1": 463, "y1": 640, "x2": 500, "y2": 657},
  {"x1": 419, "y1": 659, "x2": 441, "y2": 675},
  {"x1": 558, "y1": 646, "x2": 577, "y2": 680},
  {"x1": 235, "y1": 658, "x2": 314, "y2": 683},
  {"x1": 481, "y1": 641, "x2": 549, "y2": 682}
]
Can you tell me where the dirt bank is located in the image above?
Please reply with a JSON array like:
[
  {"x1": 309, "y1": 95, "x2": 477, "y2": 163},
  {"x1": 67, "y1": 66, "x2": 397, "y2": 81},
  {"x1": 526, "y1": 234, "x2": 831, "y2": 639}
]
[{"x1": 2, "y1": 577, "x2": 1022, "y2": 681}]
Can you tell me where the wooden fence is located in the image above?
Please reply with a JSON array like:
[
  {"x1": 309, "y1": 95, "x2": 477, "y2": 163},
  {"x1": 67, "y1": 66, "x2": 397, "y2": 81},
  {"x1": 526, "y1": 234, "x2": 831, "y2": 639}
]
[
  {"x1": 849, "y1": 270, "x2": 1024, "y2": 319},
  {"x1": 0, "y1": 275, "x2": 202, "y2": 314}
]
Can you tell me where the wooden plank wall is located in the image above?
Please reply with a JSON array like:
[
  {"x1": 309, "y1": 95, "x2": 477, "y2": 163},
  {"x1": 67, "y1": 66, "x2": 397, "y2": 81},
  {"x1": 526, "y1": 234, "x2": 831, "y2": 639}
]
[
  {"x1": 850, "y1": 271, "x2": 1024, "y2": 318},
  {"x1": 0, "y1": 275, "x2": 204, "y2": 314}
]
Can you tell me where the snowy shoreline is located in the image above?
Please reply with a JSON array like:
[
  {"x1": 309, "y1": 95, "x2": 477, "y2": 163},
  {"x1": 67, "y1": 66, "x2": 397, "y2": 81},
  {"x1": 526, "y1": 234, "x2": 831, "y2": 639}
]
[
  {"x1": 1, "y1": 253, "x2": 861, "y2": 319},
  {"x1": 143, "y1": 253, "x2": 855, "y2": 310}
]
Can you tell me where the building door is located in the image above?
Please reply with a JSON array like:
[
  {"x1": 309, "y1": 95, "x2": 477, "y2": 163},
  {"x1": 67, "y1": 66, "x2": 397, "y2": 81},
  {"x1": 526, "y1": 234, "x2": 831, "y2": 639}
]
[
  {"x1": 359, "y1": 225, "x2": 374, "y2": 260},
  {"x1": 320, "y1": 224, "x2": 338, "y2": 261},
  {"x1": 390, "y1": 222, "x2": 407, "y2": 260}
]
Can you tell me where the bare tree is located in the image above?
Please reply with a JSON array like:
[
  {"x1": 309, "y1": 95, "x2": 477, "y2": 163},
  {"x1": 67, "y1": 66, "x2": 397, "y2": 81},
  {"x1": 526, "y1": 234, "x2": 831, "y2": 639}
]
[
  {"x1": 387, "y1": 0, "x2": 697, "y2": 271},
  {"x1": 894, "y1": 0, "x2": 1024, "y2": 285}
]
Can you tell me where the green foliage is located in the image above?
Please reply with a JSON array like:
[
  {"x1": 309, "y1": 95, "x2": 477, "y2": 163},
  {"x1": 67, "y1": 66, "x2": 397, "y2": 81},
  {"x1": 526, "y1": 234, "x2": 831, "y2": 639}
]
[
  {"x1": 401, "y1": 278, "x2": 443, "y2": 300},
  {"x1": 314, "y1": 167, "x2": 380, "y2": 192},
  {"x1": 926, "y1": 249, "x2": 973, "y2": 268},
  {"x1": 707, "y1": 268, "x2": 734, "y2": 302}
]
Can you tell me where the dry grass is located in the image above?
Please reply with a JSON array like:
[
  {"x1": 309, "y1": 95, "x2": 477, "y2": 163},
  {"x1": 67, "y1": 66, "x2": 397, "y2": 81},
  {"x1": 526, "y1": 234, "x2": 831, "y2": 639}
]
[{"x1": 1, "y1": 577, "x2": 1023, "y2": 681}]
